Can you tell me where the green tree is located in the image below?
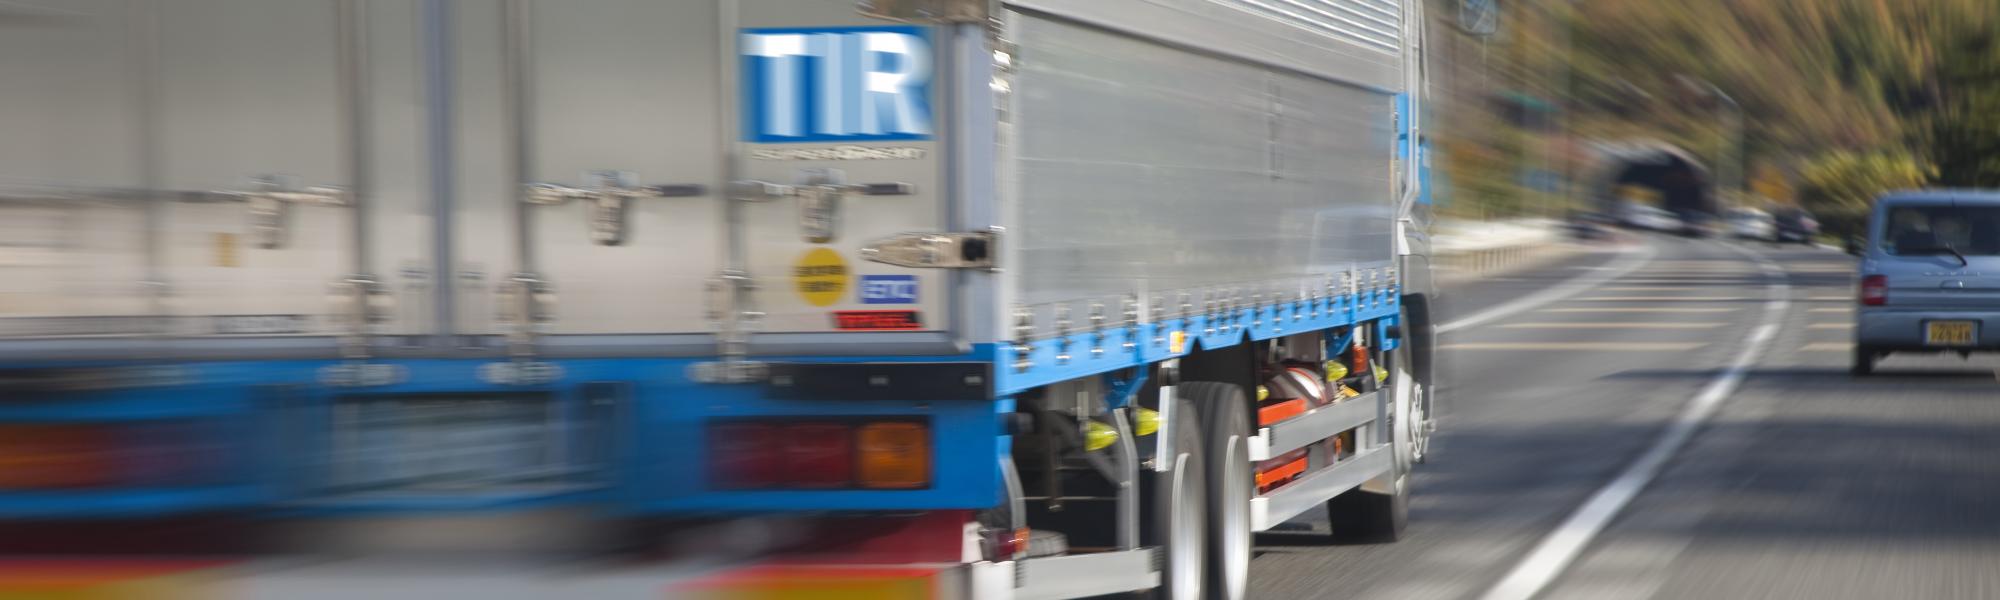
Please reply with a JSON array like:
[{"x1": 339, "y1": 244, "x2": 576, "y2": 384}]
[{"x1": 1797, "y1": 150, "x2": 1932, "y2": 237}]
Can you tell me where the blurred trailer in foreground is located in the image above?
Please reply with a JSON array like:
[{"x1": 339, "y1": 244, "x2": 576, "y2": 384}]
[{"x1": 0, "y1": 0, "x2": 1435, "y2": 598}]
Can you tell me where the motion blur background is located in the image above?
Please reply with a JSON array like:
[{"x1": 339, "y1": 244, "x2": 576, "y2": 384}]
[
  {"x1": 1430, "y1": 0, "x2": 1994, "y2": 237},
  {"x1": 6, "y1": 0, "x2": 2000, "y2": 598}
]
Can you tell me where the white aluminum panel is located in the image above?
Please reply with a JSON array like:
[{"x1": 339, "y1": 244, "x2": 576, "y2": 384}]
[
  {"x1": 0, "y1": 0, "x2": 151, "y2": 336},
  {"x1": 0, "y1": 0, "x2": 428, "y2": 342},
  {"x1": 453, "y1": 0, "x2": 724, "y2": 336},
  {"x1": 1007, "y1": 13, "x2": 1396, "y2": 334},
  {"x1": 733, "y1": 0, "x2": 954, "y2": 338},
  {"x1": 155, "y1": 1, "x2": 348, "y2": 337}
]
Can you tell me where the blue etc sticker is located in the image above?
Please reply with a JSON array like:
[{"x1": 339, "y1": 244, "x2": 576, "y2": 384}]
[
  {"x1": 742, "y1": 26, "x2": 935, "y2": 143},
  {"x1": 859, "y1": 275, "x2": 919, "y2": 304}
]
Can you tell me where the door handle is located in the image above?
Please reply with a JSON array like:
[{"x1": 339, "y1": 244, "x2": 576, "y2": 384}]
[
  {"x1": 524, "y1": 170, "x2": 705, "y2": 246},
  {"x1": 731, "y1": 168, "x2": 914, "y2": 243}
]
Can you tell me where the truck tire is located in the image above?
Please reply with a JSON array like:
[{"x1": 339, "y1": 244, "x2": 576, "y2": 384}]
[
  {"x1": 1326, "y1": 344, "x2": 1411, "y2": 543},
  {"x1": 1399, "y1": 299, "x2": 1436, "y2": 464},
  {"x1": 1185, "y1": 381, "x2": 1252, "y2": 600},
  {"x1": 1140, "y1": 388, "x2": 1209, "y2": 600}
]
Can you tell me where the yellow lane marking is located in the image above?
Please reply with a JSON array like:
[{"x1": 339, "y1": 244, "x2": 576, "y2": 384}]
[
  {"x1": 1801, "y1": 342, "x2": 1852, "y2": 351},
  {"x1": 1498, "y1": 322, "x2": 1728, "y2": 329},
  {"x1": 1808, "y1": 307, "x2": 1850, "y2": 313},
  {"x1": 1806, "y1": 323, "x2": 1853, "y2": 329},
  {"x1": 1542, "y1": 307, "x2": 1736, "y2": 313},
  {"x1": 1443, "y1": 342, "x2": 1706, "y2": 351},
  {"x1": 1578, "y1": 296, "x2": 1743, "y2": 301}
]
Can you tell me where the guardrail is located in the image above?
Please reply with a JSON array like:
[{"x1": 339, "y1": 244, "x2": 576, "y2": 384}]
[{"x1": 1432, "y1": 218, "x2": 1573, "y2": 282}]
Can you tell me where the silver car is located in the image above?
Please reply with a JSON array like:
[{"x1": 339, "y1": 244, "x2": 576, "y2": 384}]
[{"x1": 1853, "y1": 190, "x2": 2000, "y2": 375}]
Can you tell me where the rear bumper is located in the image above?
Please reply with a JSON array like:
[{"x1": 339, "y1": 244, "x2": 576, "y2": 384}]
[{"x1": 1856, "y1": 309, "x2": 2000, "y2": 349}]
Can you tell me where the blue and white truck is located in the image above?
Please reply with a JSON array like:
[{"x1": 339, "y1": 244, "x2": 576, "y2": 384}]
[{"x1": 0, "y1": 0, "x2": 1434, "y2": 598}]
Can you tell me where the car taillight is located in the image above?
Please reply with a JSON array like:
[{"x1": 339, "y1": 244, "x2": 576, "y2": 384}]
[
  {"x1": 783, "y1": 423, "x2": 855, "y2": 488},
  {"x1": 1860, "y1": 275, "x2": 1888, "y2": 306},
  {"x1": 709, "y1": 423, "x2": 783, "y2": 489},
  {"x1": 708, "y1": 420, "x2": 930, "y2": 490}
]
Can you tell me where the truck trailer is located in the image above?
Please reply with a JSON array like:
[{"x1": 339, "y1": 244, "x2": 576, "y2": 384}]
[{"x1": 0, "y1": 0, "x2": 1436, "y2": 598}]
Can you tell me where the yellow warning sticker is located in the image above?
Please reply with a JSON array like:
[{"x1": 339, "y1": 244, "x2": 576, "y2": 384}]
[
  {"x1": 214, "y1": 233, "x2": 239, "y2": 267},
  {"x1": 793, "y1": 248, "x2": 850, "y2": 307},
  {"x1": 1169, "y1": 330, "x2": 1187, "y2": 354}
]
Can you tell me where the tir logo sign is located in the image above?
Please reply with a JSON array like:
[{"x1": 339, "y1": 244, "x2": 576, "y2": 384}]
[{"x1": 742, "y1": 26, "x2": 934, "y2": 143}]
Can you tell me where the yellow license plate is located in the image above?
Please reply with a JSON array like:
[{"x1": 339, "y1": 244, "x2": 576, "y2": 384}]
[{"x1": 1926, "y1": 321, "x2": 1977, "y2": 346}]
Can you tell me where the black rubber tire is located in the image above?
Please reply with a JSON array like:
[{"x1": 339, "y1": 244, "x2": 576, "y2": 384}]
[
  {"x1": 1139, "y1": 389, "x2": 1208, "y2": 600},
  {"x1": 1185, "y1": 382, "x2": 1252, "y2": 600},
  {"x1": 1326, "y1": 461, "x2": 1409, "y2": 543},
  {"x1": 1852, "y1": 345, "x2": 1877, "y2": 376},
  {"x1": 1326, "y1": 344, "x2": 1410, "y2": 543}
]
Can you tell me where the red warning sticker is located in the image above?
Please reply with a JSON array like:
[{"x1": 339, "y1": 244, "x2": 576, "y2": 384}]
[{"x1": 833, "y1": 310, "x2": 923, "y2": 331}]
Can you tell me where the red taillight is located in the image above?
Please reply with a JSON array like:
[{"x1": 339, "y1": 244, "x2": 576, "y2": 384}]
[
  {"x1": 0, "y1": 425, "x2": 116, "y2": 489},
  {"x1": 1860, "y1": 275, "x2": 1888, "y2": 306},
  {"x1": 709, "y1": 420, "x2": 930, "y2": 490},
  {"x1": 710, "y1": 423, "x2": 783, "y2": 489},
  {"x1": 783, "y1": 423, "x2": 855, "y2": 488}
]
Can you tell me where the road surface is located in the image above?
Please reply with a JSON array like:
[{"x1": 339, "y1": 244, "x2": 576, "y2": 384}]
[{"x1": 1251, "y1": 233, "x2": 2000, "y2": 599}]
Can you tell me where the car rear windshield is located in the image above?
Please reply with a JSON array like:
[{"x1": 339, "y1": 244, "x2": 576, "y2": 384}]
[{"x1": 1882, "y1": 205, "x2": 2000, "y2": 255}]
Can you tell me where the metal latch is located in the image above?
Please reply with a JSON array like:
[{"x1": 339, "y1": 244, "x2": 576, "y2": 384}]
[
  {"x1": 495, "y1": 272, "x2": 556, "y2": 357},
  {"x1": 857, "y1": 0, "x2": 993, "y2": 23},
  {"x1": 861, "y1": 228, "x2": 1000, "y2": 270},
  {"x1": 732, "y1": 169, "x2": 914, "y2": 243},
  {"x1": 328, "y1": 274, "x2": 394, "y2": 359},
  {"x1": 213, "y1": 175, "x2": 350, "y2": 250},
  {"x1": 691, "y1": 268, "x2": 768, "y2": 385},
  {"x1": 525, "y1": 170, "x2": 704, "y2": 246}
]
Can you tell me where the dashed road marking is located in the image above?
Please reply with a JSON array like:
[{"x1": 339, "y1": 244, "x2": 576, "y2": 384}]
[
  {"x1": 1497, "y1": 322, "x2": 1727, "y2": 330},
  {"x1": 1541, "y1": 307, "x2": 1735, "y2": 313},
  {"x1": 1440, "y1": 245, "x2": 1659, "y2": 334},
  {"x1": 1578, "y1": 296, "x2": 1743, "y2": 302},
  {"x1": 1480, "y1": 241, "x2": 1790, "y2": 600}
]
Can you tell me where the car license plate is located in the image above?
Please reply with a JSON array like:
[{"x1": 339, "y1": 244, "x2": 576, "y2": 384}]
[{"x1": 1926, "y1": 321, "x2": 1977, "y2": 346}]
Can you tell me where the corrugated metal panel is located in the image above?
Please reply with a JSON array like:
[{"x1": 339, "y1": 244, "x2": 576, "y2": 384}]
[
  {"x1": 1006, "y1": 13, "x2": 1396, "y2": 335},
  {"x1": 1209, "y1": 0, "x2": 1404, "y2": 54}
]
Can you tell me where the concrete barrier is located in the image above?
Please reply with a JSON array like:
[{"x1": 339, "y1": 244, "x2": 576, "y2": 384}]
[{"x1": 1432, "y1": 218, "x2": 1576, "y2": 282}]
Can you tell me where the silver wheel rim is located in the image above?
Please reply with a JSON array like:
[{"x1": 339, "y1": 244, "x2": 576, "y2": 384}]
[
  {"x1": 1218, "y1": 434, "x2": 1251, "y2": 599},
  {"x1": 1170, "y1": 452, "x2": 1205, "y2": 600}
]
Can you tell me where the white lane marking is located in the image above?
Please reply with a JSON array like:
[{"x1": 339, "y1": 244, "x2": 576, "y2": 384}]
[
  {"x1": 1800, "y1": 342, "x2": 1852, "y2": 351},
  {"x1": 1540, "y1": 307, "x2": 1734, "y2": 314},
  {"x1": 1443, "y1": 342, "x2": 1705, "y2": 351},
  {"x1": 1480, "y1": 242, "x2": 1790, "y2": 600},
  {"x1": 1440, "y1": 245, "x2": 1658, "y2": 334},
  {"x1": 1576, "y1": 296, "x2": 1743, "y2": 302},
  {"x1": 1497, "y1": 322, "x2": 1727, "y2": 330}
]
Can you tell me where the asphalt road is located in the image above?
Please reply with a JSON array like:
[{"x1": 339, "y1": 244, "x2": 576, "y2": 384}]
[{"x1": 1251, "y1": 232, "x2": 2000, "y2": 599}]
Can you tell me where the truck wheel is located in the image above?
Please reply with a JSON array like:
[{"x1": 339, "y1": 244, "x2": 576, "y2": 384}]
[
  {"x1": 1141, "y1": 388, "x2": 1208, "y2": 600},
  {"x1": 1325, "y1": 349, "x2": 1411, "y2": 543},
  {"x1": 1185, "y1": 382, "x2": 1251, "y2": 600},
  {"x1": 1397, "y1": 300, "x2": 1436, "y2": 465},
  {"x1": 1851, "y1": 346, "x2": 1876, "y2": 376}
]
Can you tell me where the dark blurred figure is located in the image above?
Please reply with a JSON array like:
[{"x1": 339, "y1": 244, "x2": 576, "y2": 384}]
[{"x1": 1773, "y1": 207, "x2": 1821, "y2": 245}]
